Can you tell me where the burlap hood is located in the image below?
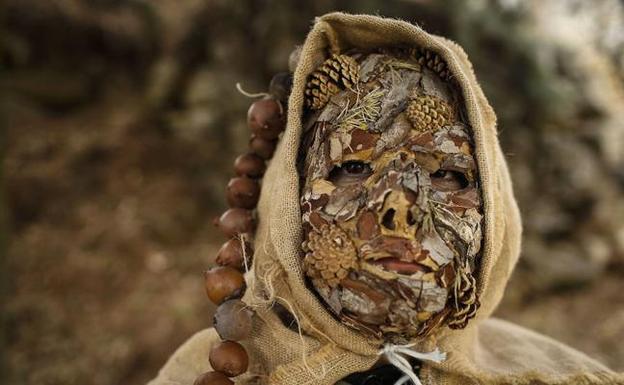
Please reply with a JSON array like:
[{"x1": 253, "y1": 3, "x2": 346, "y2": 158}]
[{"x1": 148, "y1": 12, "x2": 624, "y2": 385}]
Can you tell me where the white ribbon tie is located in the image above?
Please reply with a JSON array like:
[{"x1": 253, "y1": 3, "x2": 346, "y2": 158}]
[{"x1": 378, "y1": 343, "x2": 447, "y2": 385}]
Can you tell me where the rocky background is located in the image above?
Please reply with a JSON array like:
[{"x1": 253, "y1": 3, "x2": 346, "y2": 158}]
[{"x1": 2, "y1": 1, "x2": 623, "y2": 384}]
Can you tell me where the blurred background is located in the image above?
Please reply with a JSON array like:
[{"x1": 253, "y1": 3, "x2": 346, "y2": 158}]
[{"x1": 2, "y1": 0, "x2": 624, "y2": 384}]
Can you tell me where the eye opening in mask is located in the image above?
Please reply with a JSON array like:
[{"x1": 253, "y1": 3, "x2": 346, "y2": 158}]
[
  {"x1": 328, "y1": 160, "x2": 373, "y2": 185},
  {"x1": 430, "y1": 169, "x2": 470, "y2": 191}
]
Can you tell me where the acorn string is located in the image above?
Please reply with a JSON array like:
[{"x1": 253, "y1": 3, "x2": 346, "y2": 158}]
[{"x1": 194, "y1": 72, "x2": 291, "y2": 385}]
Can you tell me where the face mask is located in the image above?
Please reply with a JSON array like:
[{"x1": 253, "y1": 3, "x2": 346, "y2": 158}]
[{"x1": 299, "y1": 49, "x2": 483, "y2": 343}]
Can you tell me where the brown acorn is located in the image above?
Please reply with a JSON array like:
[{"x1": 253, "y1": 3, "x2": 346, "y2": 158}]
[
  {"x1": 204, "y1": 266, "x2": 246, "y2": 305},
  {"x1": 209, "y1": 341, "x2": 249, "y2": 377},
  {"x1": 216, "y1": 238, "x2": 253, "y2": 270},
  {"x1": 226, "y1": 176, "x2": 260, "y2": 209},
  {"x1": 217, "y1": 208, "x2": 255, "y2": 237},
  {"x1": 249, "y1": 135, "x2": 277, "y2": 160},
  {"x1": 194, "y1": 371, "x2": 234, "y2": 385},
  {"x1": 269, "y1": 72, "x2": 293, "y2": 102},
  {"x1": 214, "y1": 299, "x2": 253, "y2": 341},
  {"x1": 247, "y1": 98, "x2": 284, "y2": 140},
  {"x1": 234, "y1": 153, "x2": 266, "y2": 178}
]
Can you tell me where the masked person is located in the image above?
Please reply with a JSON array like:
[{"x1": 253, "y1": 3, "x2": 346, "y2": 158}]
[{"x1": 148, "y1": 13, "x2": 623, "y2": 385}]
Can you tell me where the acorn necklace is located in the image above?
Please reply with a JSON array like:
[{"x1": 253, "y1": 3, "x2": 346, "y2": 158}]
[{"x1": 194, "y1": 73, "x2": 291, "y2": 385}]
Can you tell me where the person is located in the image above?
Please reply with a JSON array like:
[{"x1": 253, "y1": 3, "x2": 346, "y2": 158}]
[{"x1": 148, "y1": 13, "x2": 623, "y2": 385}]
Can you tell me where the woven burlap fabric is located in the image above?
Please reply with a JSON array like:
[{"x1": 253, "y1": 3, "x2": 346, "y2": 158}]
[{"x1": 148, "y1": 13, "x2": 624, "y2": 385}]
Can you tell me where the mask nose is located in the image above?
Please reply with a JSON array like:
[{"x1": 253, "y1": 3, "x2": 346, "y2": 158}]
[{"x1": 379, "y1": 190, "x2": 418, "y2": 238}]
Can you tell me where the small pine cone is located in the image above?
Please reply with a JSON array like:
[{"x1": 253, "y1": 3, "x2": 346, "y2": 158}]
[
  {"x1": 304, "y1": 224, "x2": 358, "y2": 288},
  {"x1": 406, "y1": 94, "x2": 454, "y2": 132},
  {"x1": 305, "y1": 54, "x2": 359, "y2": 110},
  {"x1": 409, "y1": 47, "x2": 451, "y2": 80},
  {"x1": 447, "y1": 268, "x2": 480, "y2": 330}
]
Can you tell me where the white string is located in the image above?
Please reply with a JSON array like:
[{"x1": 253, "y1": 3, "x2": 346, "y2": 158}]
[{"x1": 378, "y1": 343, "x2": 447, "y2": 385}]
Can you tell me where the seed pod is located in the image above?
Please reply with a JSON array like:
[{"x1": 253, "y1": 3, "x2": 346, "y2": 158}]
[
  {"x1": 304, "y1": 224, "x2": 358, "y2": 288},
  {"x1": 406, "y1": 94, "x2": 454, "y2": 132},
  {"x1": 409, "y1": 47, "x2": 451, "y2": 80},
  {"x1": 269, "y1": 72, "x2": 293, "y2": 102},
  {"x1": 204, "y1": 266, "x2": 246, "y2": 305},
  {"x1": 217, "y1": 208, "x2": 255, "y2": 237},
  {"x1": 214, "y1": 299, "x2": 253, "y2": 341},
  {"x1": 234, "y1": 153, "x2": 265, "y2": 178},
  {"x1": 209, "y1": 341, "x2": 249, "y2": 377},
  {"x1": 226, "y1": 177, "x2": 260, "y2": 209},
  {"x1": 216, "y1": 238, "x2": 253, "y2": 270},
  {"x1": 247, "y1": 98, "x2": 283, "y2": 140},
  {"x1": 193, "y1": 371, "x2": 233, "y2": 385},
  {"x1": 305, "y1": 54, "x2": 359, "y2": 110},
  {"x1": 249, "y1": 135, "x2": 277, "y2": 160}
]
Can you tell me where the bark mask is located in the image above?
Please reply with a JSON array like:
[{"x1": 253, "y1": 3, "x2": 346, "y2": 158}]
[{"x1": 299, "y1": 49, "x2": 483, "y2": 343}]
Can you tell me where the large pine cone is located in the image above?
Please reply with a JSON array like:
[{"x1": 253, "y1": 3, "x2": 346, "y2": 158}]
[
  {"x1": 447, "y1": 267, "x2": 480, "y2": 329},
  {"x1": 409, "y1": 48, "x2": 450, "y2": 80},
  {"x1": 406, "y1": 94, "x2": 454, "y2": 132},
  {"x1": 305, "y1": 54, "x2": 359, "y2": 110},
  {"x1": 304, "y1": 224, "x2": 358, "y2": 288}
]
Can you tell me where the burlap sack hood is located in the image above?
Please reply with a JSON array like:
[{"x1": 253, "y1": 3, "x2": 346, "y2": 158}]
[{"x1": 148, "y1": 12, "x2": 624, "y2": 385}]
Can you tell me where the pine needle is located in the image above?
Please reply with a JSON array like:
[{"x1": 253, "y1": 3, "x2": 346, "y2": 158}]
[{"x1": 335, "y1": 88, "x2": 385, "y2": 132}]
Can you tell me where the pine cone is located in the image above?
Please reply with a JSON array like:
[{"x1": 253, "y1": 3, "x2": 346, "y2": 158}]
[
  {"x1": 447, "y1": 267, "x2": 480, "y2": 330},
  {"x1": 409, "y1": 48, "x2": 450, "y2": 80},
  {"x1": 304, "y1": 224, "x2": 358, "y2": 287},
  {"x1": 406, "y1": 94, "x2": 454, "y2": 132},
  {"x1": 305, "y1": 54, "x2": 359, "y2": 110}
]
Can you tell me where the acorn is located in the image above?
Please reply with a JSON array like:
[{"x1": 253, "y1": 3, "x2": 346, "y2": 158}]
[
  {"x1": 216, "y1": 238, "x2": 253, "y2": 270},
  {"x1": 193, "y1": 371, "x2": 233, "y2": 385},
  {"x1": 217, "y1": 208, "x2": 255, "y2": 237},
  {"x1": 269, "y1": 72, "x2": 293, "y2": 102},
  {"x1": 234, "y1": 153, "x2": 266, "y2": 178},
  {"x1": 204, "y1": 266, "x2": 246, "y2": 305},
  {"x1": 249, "y1": 135, "x2": 277, "y2": 160},
  {"x1": 214, "y1": 299, "x2": 253, "y2": 341},
  {"x1": 226, "y1": 176, "x2": 260, "y2": 209},
  {"x1": 209, "y1": 341, "x2": 249, "y2": 377},
  {"x1": 247, "y1": 98, "x2": 283, "y2": 140}
]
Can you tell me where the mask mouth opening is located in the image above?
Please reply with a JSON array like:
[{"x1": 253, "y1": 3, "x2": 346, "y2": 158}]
[{"x1": 368, "y1": 257, "x2": 431, "y2": 275}]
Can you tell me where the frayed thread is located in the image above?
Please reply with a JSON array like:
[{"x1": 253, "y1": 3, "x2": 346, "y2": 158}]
[{"x1": 379, "y1": 344, "x2": 446, "y2": 385}]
